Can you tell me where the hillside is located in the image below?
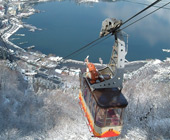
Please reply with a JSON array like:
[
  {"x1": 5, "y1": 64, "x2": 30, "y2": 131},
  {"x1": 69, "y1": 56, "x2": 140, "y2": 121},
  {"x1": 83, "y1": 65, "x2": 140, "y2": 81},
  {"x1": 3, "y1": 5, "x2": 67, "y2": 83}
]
[{"x1": 0, "y1": 58, "x2": 169, "y2": 140}]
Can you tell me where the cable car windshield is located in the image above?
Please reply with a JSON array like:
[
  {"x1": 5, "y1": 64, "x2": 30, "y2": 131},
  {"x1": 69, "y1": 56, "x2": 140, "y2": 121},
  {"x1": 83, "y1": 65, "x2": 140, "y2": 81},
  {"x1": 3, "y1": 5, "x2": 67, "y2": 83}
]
[{"x1": 95, "y1": 107, "x2": 123, "y2": 127}]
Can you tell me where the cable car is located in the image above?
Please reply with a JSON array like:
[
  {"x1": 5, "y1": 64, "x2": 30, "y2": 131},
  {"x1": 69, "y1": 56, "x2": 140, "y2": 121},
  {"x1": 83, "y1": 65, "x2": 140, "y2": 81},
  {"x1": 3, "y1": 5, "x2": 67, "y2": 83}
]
[{"x1": 79, "y1": 18, "x2": 128, "y2": 138}]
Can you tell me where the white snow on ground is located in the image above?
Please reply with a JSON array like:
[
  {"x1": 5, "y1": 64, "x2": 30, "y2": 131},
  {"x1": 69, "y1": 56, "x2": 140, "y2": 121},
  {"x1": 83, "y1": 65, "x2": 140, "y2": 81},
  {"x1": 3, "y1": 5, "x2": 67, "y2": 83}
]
[
  {"x1": 124, "y1": 59, "x2": 162, "y2": 80},
  {"x1": 65, "y1": 59, "x2": 105, "y2": 66},
  {"x1": 120, "y1": 59, "x2": 170, "y2": 140},
  {"x1": 55, "y1": 69, "x2": 62, "y2": 74},
  {"x1": 162, "y1": 49, "x2": 170, "y2": 53},
  {"x1": 0, "y1": 58, "x2": 169, "y2": 139},
  {"x1": 49, "y1": 56, "x2": 63, "y2": 62},
  {"x1": 77, "y1": 0, "x2": 99, "y2": 3},
  {"x1": 165, "y1": 57, "x2": 170, "y2": 62},
  {"x1": 125, "y1": 128, "x2": 147, "y2": 140}
]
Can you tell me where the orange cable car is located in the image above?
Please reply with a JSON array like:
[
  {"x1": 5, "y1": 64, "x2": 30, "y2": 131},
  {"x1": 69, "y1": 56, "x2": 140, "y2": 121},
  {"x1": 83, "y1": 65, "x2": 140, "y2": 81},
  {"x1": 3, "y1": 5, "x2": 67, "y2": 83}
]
[{"x1": 79, "y1": 18, "x2": 128, "y2": 138}]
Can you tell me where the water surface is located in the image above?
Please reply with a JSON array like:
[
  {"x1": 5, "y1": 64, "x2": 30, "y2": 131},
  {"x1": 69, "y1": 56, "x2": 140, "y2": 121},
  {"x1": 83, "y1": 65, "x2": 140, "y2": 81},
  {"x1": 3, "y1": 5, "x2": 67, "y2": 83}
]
[{"x1": 11, "y1": 0, "x2": 170, "y2": 63}]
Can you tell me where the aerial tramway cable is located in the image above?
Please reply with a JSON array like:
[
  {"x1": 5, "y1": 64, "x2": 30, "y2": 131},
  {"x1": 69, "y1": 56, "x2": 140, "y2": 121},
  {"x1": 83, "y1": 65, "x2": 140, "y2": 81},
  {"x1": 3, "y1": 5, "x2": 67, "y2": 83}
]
[
  {"x1": 122, "y1": 0, "x2": 161, "y2": 25},
  {"x1": 1, "y1": 0, "x2": 167, "y2": 63},
  {"x1": 72, "y1": 0, "x2": 169, "y2": 58},
  {"x1": 122, "y1": 0, "x2": 170, "y2": 10},
  {"x1": 66, "y1": 34, "x2": 112, "y2": 59},
  {"x1": 61, "y1": 0, "x2": 162, "y2": 60},
  {"x1": 120, "y1": 1, "x2": 170, "y2": 30},
  {"x1": 63, "y1": 36, "x2": 104, "y2": 59}
]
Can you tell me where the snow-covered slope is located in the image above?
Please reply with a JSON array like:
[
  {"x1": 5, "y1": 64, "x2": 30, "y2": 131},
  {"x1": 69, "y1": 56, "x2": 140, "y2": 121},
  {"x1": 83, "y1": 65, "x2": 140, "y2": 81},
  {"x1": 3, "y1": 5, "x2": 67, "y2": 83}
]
[
  {"x1": 0, "y1": 58, "x2": 169, "y2": 140},
  {"x1": 121, "y1": 58, "x2": 170, "y2": 140}
]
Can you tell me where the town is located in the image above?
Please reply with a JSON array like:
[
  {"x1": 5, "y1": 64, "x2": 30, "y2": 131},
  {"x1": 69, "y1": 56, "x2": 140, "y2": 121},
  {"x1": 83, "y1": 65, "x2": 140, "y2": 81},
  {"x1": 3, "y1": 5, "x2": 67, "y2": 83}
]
[{"x1": 0, "y1": 0, "x2": 83, "y2": 88}]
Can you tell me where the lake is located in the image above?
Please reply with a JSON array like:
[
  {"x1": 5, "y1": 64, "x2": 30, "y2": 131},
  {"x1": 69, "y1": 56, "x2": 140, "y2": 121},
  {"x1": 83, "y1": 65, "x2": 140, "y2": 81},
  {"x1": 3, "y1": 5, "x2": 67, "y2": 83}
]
[{"x1": 10, "y1": 0, "x2": 170, "y2": 63}]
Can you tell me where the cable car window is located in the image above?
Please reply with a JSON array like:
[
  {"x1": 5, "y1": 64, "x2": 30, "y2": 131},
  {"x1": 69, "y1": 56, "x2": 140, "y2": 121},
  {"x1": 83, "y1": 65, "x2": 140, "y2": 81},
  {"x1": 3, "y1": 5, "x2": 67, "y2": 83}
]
[
  {"x1": 95, "y1": 107, "x2": 106, "y2": 127},
  {"x1": 82, "y1": 80, "x2": 87, "y2": 93},
  {"x1": 84, "y1": 88, "x2": 87, "y2": 101},
  {"x1": 105, "y1": 108, "x2": 122, "y2": 126},
  {"x1": 85, "y1": 88, "x2": 89, "y2": 103},
  {"x1": 91, "y1": 97, "x2": 96, "y2": 118},
  {"x1": 88, "y1": 92, "x2": 92, "y2": 109}
]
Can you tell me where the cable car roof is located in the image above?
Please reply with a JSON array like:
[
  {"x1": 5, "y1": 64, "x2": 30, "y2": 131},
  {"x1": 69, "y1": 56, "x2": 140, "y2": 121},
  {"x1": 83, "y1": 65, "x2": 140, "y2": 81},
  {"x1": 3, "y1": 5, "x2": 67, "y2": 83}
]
[{"x1": 92, "y1": 88, "x2": 128, "y2": 109}]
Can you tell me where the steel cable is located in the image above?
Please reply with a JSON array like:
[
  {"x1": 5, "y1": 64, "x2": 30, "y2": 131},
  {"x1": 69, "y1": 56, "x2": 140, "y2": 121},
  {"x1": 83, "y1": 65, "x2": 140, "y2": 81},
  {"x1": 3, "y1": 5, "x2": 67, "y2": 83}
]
[
  {"x1": 67, "y1": 34, "x2": 112, "y2": 59},
  {"x1": 63, "y1": 33, "x2": 110, "y2": 59},
  {"x1": 121, "y1": 1, "x2": 170, "y2": 30},
  {"x1": 122, "y1": 0, "x2": 170, "y2": 10},
  {"x1": 122, "y1": 0, "x2": 161, "y2": 25},
  {"x1": 0, "y1": 0, "x2": 166, "y2": 63},
  {"x1": 62, "y1": 0, "x2": 162, "y2": 60}
]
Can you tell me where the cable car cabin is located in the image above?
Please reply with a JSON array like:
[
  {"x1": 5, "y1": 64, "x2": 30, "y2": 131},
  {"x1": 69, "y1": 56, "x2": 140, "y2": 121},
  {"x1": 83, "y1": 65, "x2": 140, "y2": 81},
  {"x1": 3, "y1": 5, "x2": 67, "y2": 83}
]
[
  {"x1": 79, "y1": 69, "x2": 128, "y2": 138},
  {"x1": 79, "y1": 18, "x2": 128, "y2": 138}
]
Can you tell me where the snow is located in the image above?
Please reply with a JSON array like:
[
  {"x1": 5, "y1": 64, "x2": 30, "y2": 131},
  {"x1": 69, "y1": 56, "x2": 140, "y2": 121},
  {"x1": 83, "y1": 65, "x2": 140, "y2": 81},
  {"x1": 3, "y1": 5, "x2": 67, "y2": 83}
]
[
  {"x1": 125, "y1": 128, "x2": 147, "y2": 140},
  {"x1": 49, "y1": 56, "x2": 63, "y2": 62},
  {"x1": 153, "y1": 65, "x2": 170, "y2": 82},
  {"x1": 0, "y1": 58, "x2": 170, "y2": 140},
  {"x1": 25, "y1": 72, "x2": 37, "y2": 76},
  {"x1": 55, "y1": 69, "x2": 62, "y2": 74},
  {"x1": 121, "y1": 59, "x2": 170, "y2": 140},
  {"x1": 162, "y1": 49, "x2": 170, "y2": 53},
  {"x1": 78, "y1": 0, "x2": 99, "y2": 3},
  {"x1": 9, "y1": 49, "x2": 14, "y2": 53},
  {"x1": 46, "y1": 63, "x2": 57, "y2": 68},
  {"x1": 152, "y1": 59, "x2": 162, "y2": 65},
  {"x1": 69, "y1": 68, "x2": 81, "y2": 76},
  {"x1": 164, "y1": 57, "x2": 170, "y2": 62},
  {"x1": 124, "y1": 59, "x2": 164, "y2": 80}
]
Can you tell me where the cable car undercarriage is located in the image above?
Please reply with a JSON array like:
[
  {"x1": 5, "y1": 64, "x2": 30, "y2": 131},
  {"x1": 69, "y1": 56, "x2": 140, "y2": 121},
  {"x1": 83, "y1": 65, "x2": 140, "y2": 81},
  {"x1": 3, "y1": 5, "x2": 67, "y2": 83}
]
[{"x1": 79, "y1": 18, "x2": 128, "y2": 138}]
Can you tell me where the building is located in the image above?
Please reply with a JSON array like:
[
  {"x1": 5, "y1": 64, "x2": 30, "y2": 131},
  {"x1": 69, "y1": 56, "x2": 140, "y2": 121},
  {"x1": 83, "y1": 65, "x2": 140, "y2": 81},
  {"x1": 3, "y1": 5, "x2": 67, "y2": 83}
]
[
  {"x1": 0, "y1": 19, "x2": 9, "y2": 27},
  {"x1": 8, "y1": 6, "x2": 17, "y2": 16}
]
